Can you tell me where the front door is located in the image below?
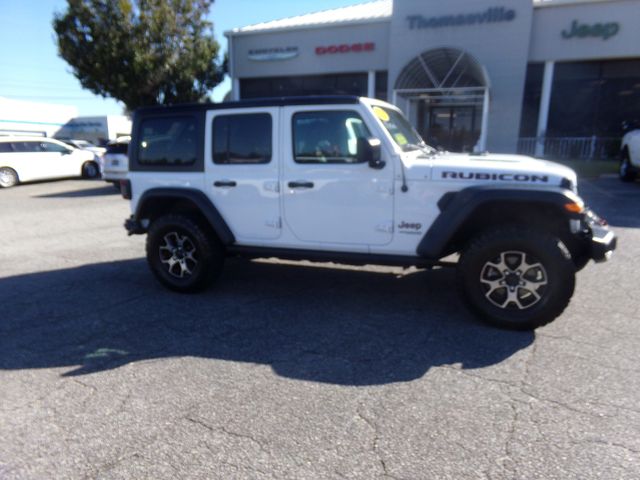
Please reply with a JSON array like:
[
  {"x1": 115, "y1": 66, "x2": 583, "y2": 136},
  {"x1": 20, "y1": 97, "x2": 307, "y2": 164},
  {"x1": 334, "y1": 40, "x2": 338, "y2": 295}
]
[
  {"x1": 205, "y1": 107, "x2": 281, "y2": 242},
  {"x1": 281, "y1": 106, "x2": 394, "y2": 248}
]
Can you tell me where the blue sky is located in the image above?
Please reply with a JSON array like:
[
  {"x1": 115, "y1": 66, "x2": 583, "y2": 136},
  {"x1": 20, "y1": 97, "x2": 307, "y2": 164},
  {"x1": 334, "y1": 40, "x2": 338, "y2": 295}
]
[{"x1": 0, "y1": 0, "x2": 361, "y2": 116}]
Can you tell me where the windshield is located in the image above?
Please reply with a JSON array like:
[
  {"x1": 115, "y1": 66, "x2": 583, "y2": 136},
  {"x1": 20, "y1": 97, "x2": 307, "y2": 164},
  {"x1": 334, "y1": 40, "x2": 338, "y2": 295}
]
[{"x1": 371, "y1": 106, "x2": 435, "y2": 154}]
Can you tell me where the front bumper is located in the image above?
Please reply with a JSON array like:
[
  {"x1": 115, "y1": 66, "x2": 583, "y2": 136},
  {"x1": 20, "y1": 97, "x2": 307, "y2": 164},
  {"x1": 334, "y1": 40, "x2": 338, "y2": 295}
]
[
  {"x1": 124, "y1": 215, "x2": 146, "y2": 236},
  {"x1": 102, "y1": 171, "x2": 128, "y2": 182},
  {"x1": 583, "y1": 209, "x2": 617, "y2": 262}
]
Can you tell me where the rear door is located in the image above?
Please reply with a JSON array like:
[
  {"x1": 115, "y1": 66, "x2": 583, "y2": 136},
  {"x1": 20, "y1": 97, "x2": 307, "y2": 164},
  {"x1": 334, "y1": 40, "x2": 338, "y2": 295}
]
[
  {"x1": 11, "y1": 141, "x2": 52, "y2": 181},
  {"x1": 204, "y1": 108, "x2": 281, "y2": 242}
]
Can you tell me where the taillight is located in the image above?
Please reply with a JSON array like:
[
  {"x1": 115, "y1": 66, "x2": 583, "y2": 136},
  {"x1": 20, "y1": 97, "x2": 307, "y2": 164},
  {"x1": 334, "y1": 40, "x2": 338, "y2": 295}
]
[{"x1": 120, "y1": 179, "x2": 132, "y2": 199}]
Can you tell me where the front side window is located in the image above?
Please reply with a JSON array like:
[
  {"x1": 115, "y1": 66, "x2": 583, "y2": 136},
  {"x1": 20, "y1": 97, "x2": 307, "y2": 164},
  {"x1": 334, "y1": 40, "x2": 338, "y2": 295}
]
[
  {"x1": 293, "y1": 111, "x2": 371, "y2": 164},
  {"x1": 138, "y1": 116, "x2": 197, "y2": 166},
  {"x1": 212, "y1": 113, "x2": 272, "y2": 164},
  {"x1": 0, "y1": 143, "x2": 12, "y2": 153},
  {"x1": 40, "y1": 141, "x2": 71, "y2": 154}
]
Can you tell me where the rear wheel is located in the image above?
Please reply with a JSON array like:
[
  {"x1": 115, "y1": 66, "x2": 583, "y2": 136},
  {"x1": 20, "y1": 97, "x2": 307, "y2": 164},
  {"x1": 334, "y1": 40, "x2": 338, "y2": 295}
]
[
  {"x1": 457, "y1": 226, "x2": 575, "y2": 330},
  {"x1": 82, "y1": 161, "x2": 100, "y2": 179},
  {"x1": 619, "y1": 151, "x2": 637, "y2": 182},
  {"x1": 0, "y1": 167, "x2": 18, "y2": 188},
  {"x1": 146, "y1": 214, "x2": 224, "y2": 292}
]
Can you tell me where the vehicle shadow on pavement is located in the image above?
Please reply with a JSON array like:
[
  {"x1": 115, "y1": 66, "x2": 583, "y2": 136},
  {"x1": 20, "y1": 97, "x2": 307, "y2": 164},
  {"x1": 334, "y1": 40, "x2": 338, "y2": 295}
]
[
  {"x1": 34, "y1": 184, "x2": 119, "y2": 198},
  {"x1": 0, "y1": 258, "x2": 533, "y2": 385}
]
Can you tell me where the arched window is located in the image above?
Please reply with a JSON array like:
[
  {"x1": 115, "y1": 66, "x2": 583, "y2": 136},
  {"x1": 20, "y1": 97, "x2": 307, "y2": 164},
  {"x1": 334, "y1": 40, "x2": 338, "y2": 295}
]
[
  {"x1": 395, "y1": 48, "x2": 487, "y2": 91},
  {"x1": 393, "y1": 48, "x2": 489, "y2": 152}
]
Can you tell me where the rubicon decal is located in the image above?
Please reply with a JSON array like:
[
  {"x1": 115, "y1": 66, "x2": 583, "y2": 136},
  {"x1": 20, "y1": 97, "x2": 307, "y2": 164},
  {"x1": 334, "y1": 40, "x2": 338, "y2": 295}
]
[
  {"x1": 441, "y1": 171, "x2": 550, "y2": 183},
  {"x1": 315, "y1": 43, "x2": 375, "y2": 55}
]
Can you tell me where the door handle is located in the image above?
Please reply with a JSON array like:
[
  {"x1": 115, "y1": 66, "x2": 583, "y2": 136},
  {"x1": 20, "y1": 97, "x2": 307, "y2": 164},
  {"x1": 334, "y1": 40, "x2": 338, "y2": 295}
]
[
  {"x1": 288, "y1": 181, "x2": 314, "y2": 189},
  {"x1": 214, "y1": 180, "x2": 237, "y2": 187}
]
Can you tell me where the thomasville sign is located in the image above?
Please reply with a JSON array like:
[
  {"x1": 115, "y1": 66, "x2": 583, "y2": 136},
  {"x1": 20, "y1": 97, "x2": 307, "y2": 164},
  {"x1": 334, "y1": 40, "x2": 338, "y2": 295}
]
[{"x1": 407, "y1": 7, "x2": 516, "y2": 30}]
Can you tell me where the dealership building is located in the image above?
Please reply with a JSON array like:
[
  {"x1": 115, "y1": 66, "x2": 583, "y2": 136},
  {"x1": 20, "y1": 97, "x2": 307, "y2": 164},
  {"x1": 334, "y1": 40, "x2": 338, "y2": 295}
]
[{"x1": 225, "y1": 0, "x2": 640, "y2": 157}]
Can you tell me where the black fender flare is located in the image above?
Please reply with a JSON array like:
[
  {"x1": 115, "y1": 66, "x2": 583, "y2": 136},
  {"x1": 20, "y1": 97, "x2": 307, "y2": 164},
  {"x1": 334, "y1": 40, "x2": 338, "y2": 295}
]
[
  {"x1": 135, "y1": 188, "x2": 235, "y2": 245},
  {"x1": 417, "y1": 186, "x2": 583, "y2": 259}
]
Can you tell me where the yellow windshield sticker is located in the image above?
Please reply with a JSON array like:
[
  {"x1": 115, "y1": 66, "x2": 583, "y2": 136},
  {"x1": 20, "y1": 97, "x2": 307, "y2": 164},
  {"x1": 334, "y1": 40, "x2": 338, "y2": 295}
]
[
  {"x1": 394, "y1": 133, "x2": 408, "y2": 145},
  {"x1": 372, "y1": 106, "x2": 390, "y2": 122}
]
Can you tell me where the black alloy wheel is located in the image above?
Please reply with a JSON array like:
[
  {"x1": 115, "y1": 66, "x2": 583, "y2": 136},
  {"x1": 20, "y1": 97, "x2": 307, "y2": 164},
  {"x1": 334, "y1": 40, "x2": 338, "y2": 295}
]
[{"x1": 457, "y1": 225, "x2": 576, "y2": 330}]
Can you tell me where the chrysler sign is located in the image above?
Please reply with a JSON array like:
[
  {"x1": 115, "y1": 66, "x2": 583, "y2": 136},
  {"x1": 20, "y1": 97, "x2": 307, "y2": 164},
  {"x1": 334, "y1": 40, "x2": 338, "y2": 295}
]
[
  {"x1": 248, "y1": 46, "x2": 299, "y2": 61},
  {"x1": 407, "y1": 7, "x2": 516, "y2": 30}
]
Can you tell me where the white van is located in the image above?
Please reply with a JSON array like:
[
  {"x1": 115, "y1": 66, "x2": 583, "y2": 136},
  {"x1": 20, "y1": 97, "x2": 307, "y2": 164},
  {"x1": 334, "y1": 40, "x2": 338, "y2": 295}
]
[{"x1": 0, "y1": 137, "x2": 98, "y2": 188}]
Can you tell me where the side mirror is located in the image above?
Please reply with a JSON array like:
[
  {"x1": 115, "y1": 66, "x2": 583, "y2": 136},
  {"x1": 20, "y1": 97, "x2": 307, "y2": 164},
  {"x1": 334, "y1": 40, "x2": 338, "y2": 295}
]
[{"x1": 357, "y1": 137, "x2": 385, "y2": 170}]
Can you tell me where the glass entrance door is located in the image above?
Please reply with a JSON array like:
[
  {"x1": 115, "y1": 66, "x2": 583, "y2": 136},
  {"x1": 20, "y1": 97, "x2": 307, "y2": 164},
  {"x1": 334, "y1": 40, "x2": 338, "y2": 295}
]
[{"x1": 417, "y1": 104, "x2": 480, "y2": 152}]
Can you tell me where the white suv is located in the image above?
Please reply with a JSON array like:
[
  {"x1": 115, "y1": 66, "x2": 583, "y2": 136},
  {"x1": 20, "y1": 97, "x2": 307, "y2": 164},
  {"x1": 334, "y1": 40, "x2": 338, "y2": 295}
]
[
  {"x1": 620, "y1": 127, "x2": 640, "y2": 182},
  {"x1": 102, "y1": 137, "x2": 130, "y2": 185},
  {"x1": 123, "y1": 96, "x2": 616, "y2": 330},
  {"x1": 0, "y1": 137, "x2": 99, "y2": 188}
]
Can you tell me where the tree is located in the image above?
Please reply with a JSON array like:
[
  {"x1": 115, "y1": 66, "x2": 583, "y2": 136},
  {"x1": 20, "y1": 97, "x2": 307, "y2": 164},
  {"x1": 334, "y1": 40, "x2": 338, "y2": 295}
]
[{"x1": 53, "y1": 0, "x2": 225, "y2": 110}]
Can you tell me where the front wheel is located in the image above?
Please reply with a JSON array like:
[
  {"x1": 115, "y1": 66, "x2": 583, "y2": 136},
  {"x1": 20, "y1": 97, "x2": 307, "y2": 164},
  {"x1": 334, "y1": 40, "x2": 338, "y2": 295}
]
[
  {"x1": 457, "y1": 226, "x2": 576, "y2": 330},
  {"x1": 82, "y1": 161, "x2": 100, "y2": 179},
  {"x1": 146, "y1": 214, "x2": 224, "y2": 292}
]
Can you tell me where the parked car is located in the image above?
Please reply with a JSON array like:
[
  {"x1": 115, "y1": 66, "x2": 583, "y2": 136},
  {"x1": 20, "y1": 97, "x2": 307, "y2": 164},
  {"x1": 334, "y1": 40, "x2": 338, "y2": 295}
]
[
  {"x1": 122, "y1": 96, "x2": 616, "y2": 330},
  {"x1": 620, "y1": 127, "x2": 640, "y2": 182},
  {"x1": 0, "y1": 137, "x2": 99, "y2": 188},
  {"x1": 102, "y1": 137, "x2": 130, "y2": 186},
  {"x1": 56, "y1": 138, "x2": 107, "y2": 158}
]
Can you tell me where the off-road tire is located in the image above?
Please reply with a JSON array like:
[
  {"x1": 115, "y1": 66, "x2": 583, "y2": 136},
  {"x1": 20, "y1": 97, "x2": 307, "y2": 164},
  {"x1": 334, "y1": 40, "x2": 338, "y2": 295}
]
[
  {"x1": 146, "y1": 214, "x2": 224, "y2": 293},
  {"x1": 619, "y1": 151, "x2": 637, "y2": 182},
  {"x1": 457, "y1": 225, "x2": 576, "y2": 330},
  {"x1": 82, "y1": 161, "x2": 100, "y2": 179},
  {"x1": 0, "y1": 167, "x2": 19, "y2": 188}
]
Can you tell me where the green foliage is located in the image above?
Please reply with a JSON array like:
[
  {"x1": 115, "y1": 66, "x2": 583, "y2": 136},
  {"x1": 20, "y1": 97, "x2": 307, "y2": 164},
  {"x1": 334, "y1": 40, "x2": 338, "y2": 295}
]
[{"x1": 53, "y1": 0, "x2": 225, "y2": 110}]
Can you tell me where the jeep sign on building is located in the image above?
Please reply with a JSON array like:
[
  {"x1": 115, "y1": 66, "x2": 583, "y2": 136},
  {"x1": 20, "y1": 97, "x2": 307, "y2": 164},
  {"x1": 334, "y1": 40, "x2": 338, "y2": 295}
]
[{"x1": 225, "y1": 0, "x2": 640, "y2": 156}]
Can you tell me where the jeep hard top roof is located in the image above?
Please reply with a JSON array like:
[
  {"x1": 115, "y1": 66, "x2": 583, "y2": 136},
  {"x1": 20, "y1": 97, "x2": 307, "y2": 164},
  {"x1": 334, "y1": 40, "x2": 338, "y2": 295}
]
[{"x1": 133, "y1": 95, "x2": 361, "y2": 115}]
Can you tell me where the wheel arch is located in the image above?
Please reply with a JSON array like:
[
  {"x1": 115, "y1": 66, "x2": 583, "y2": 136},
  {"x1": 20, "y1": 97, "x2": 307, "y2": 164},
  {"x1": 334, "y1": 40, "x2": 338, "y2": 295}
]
[
  {"x1": 417, "y1": 187, "x2": 583, "y2": 260},
  {"x1": 135, "y1": 188, "x2": 235, "y2": 245}
]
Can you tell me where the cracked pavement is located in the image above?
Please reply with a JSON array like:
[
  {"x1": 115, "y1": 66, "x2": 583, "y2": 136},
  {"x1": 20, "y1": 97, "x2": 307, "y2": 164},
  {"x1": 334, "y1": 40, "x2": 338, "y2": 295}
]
[{"x1": 1, "y1": 177, "x2": 639, "y2": 479}]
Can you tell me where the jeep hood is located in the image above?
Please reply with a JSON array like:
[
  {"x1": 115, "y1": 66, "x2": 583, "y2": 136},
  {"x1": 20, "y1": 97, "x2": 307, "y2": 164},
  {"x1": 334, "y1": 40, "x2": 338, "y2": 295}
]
[{"x1": 403, "y1": 152, "x2": 578, "y2": 189}]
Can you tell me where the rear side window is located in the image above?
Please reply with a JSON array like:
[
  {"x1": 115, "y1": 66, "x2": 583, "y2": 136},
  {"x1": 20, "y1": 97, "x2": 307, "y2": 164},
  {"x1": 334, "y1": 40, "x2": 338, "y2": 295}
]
[
  {"x1": 138, "y1": 116, "x2": 197, "y2": 166},
  {"x1": 212, "y1": 113, "x2": 272, "y2": 164},
  {"x1": 106, "y1": 143, "x2": 129, "y2": 155},
  {"x1": 13, "y1": 142, "x2": 41, "y2": 152},
  {"x1": 292, "y1": 111, "x2": 371, "y2": 164}
]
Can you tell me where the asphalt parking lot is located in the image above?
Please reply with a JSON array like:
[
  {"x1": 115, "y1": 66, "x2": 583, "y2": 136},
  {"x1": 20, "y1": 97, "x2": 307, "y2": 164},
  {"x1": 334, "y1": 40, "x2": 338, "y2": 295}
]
[{"x1": 1, "y1": 176, "x2": 639, "y2": 479}]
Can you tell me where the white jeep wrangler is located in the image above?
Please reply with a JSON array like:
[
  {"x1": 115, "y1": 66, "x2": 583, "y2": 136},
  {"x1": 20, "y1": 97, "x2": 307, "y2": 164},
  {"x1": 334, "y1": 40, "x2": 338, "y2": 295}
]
[{"x1": 123, "y1": 96, "x2": 616, "y2": 330}]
